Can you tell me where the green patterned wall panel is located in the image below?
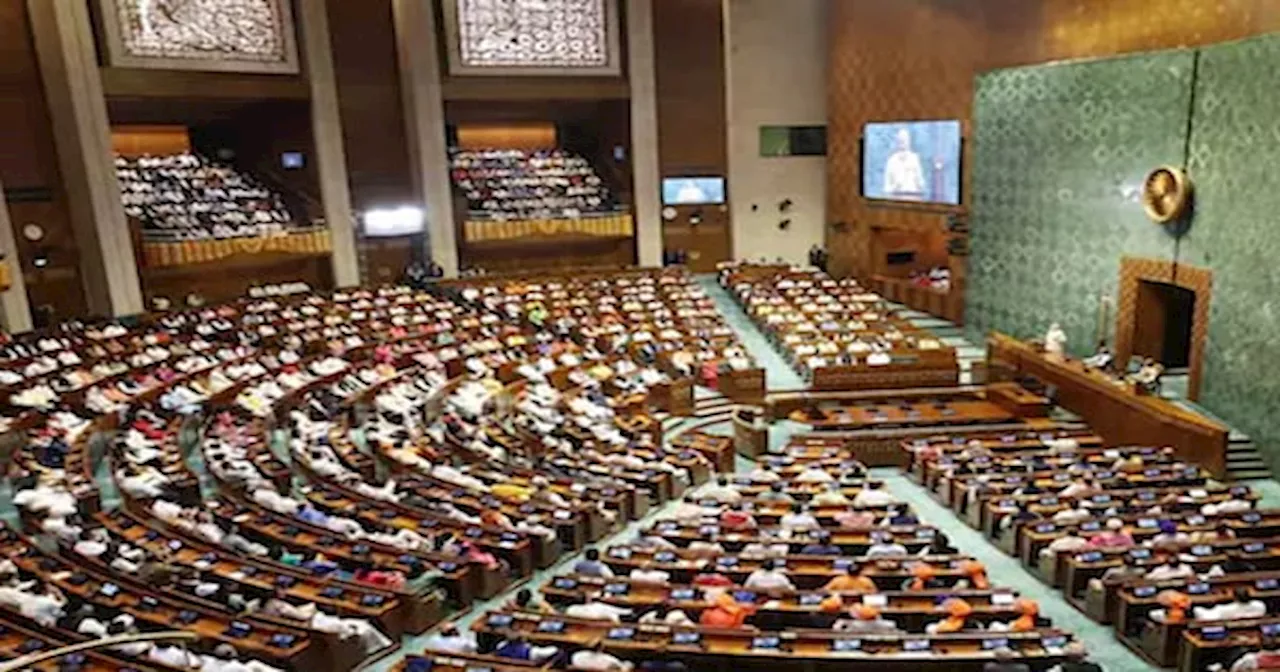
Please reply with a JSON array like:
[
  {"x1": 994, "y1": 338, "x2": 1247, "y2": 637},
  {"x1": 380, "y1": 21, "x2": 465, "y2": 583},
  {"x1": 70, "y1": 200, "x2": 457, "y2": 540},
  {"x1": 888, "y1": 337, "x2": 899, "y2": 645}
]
[
  {"x1": 1185, "y1": 34, "x2": 1280, "y2": 472},
  {"x1": 967, "y1": 34, "x2": 1280, "y2": 471},
  {"x1": 966, "y1": 52, "x2": 1193, "y2": 352}
]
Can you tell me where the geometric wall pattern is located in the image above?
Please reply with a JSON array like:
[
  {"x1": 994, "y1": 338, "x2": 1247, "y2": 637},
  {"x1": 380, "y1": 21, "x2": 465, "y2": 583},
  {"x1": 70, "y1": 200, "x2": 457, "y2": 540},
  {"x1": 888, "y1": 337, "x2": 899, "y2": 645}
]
[
  {"x1": 966, "y1": 33, "x2": 1280, "y2": 471},
  {"x1": 100, "y1": 0, "x2": 298, "y2": 73},
  {"x1": 444, "y1": 0, "x2": 619, "y2": 75},
  {"x1": 1183, "y1": 34, "x2": 1280, "y2": 472},
  {"x1": 966, "y1": 51, "x2": 1194, "y2": 352}
]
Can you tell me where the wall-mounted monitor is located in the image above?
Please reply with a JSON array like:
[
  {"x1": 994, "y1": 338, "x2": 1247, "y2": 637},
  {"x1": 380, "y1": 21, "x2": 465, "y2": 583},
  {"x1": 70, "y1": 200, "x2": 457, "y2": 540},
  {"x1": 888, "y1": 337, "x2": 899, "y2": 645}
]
[
  {"x1": 363, "y1": 207, "x2": 425, "y2": 238},
  {"x1": 861, "y1": 120, "x2": 962, "y2": 206},
  {"x1": 280, "y1": 152, "x2": 304, "y2": 170},
  {"x1": 662, "y1": 177, "x2": 725, "y2": 206}
]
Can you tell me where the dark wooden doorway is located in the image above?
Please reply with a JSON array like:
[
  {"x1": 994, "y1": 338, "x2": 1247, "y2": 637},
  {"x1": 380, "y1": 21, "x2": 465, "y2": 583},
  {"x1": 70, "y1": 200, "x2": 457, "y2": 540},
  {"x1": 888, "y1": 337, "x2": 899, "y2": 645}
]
[{"x1": 1132, "y1": 280, "x2": 1196, "y2": 369}]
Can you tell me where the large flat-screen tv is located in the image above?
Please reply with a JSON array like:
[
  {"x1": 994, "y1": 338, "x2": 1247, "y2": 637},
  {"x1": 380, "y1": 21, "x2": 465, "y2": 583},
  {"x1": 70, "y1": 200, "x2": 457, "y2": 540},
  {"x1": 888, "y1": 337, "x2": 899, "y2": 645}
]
[
  {"x1": 662, "y1": 177, "x2": 726, "y2": 205},
  {"x1": 862, "y1": 120, "x2": 961, "y2": 206}
]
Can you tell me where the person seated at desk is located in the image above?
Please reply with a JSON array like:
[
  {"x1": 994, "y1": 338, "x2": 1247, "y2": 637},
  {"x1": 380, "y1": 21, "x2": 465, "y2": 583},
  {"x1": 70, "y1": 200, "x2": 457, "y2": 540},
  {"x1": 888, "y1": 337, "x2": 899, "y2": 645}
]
[
  {"x1": 867, "y1": 534, "x2": 909, "y2": 558},
  {"x1": 881, "y1": 505, "x2": 919, "y2": 527},
  {"x1": 1231, "y1": 640, "x2": 1280, "y2": 672},
  {"x1": 800, "y1": 531, "x2": 842, "y2": 556},
  {"x1": 1052, "y1": 506, "x2": 1094, "y2": 526},
  {"x1": 1129, "y1": 357, "x2": 1164, "y2": 392},
  {"x1": 422, "y1": 621, "x2": 478, "y2": 654},
  {"x1": 1086, "y1": 518, "x2": 1135, "y2": 549},
  {"x1": 493, "y1": 634, "x2": 559, "y2": 663},
  {"x1": 1058, "y1": 477, "x2": 1099, "y2": 500},
  {"x1": 904, "y1": 562, "x2": 946, "y2": 591},
  {"x1": 1150, "y1": 590, "x2": 1192, "y2": 624},
  {"x1": 795, "y1": 465, "x2": 835, "y2": 484},
  {"x1": 745, "y1": 466, "x2": 781, "y2": 484},
  {"x1": 1193, "y1": 587, "x2": 1267, "y2": 621},
  {"x1": 565, "y1": 599, "x2": 632, "y2": 623},
  {"x1": 927, "y1": 597, "x2": 973, "y2": 634},
  {"x1": 509, "y1": 588, "x2": 557, "y2": 615},
  {"x1": 1047, "y1": 641, "x2": 1104, "y2": 672},
  {"x1": 571, "y1": 641, "x2": 634, "y2": 671},
  {"x1": 1082, "y1": 341, "x2": 1113, "y2": 371},
  {"x1": 985, "y1": 647, "x2": 1032, "y2": 672},
  {"x1": 698, "y1": 477, "x2": 742, "y2": 505},
  {"x1": 638, "y1": 604, "x2": 694, "y2": 626},
  {"x1": 720, "y1": 504, "x2": 758, "y2": 531},
  {"x1": 780, "y1": 503, "x2": 820, "y2": 532},
  {"x1": 757, "y1": 482, "x2": 795, "y2": 506},
  {"x1": 699, "y1": 591, "x2": 757, "y2": 628},
  {"x1": 824, "y1": 563, "x2": 879, "y2": 593},
  {"x1": 853, "y1": 481, "x2": 897, "y2": 508},
  {"x1": 1148, "y1": 519, "x2": 1191, "y2": 547},
  {"x1": 834, "y1": 508, "x2": 878, "y2": 529},
  {"x1": 745, "y1": 559, "x2": 796, "y2": 592},
  {"x1": 1145, "y1": 559, "x2": 1196, "y2": 582},
  {"x1": 574, "y1": 548, "x2": 615, "y2": 578},
  {"x1": 833, "y1": 604, "x2": 900, "y2": 634},
  {"x1": 812, "y1": 482, "x2": 850, "y2": 506}
]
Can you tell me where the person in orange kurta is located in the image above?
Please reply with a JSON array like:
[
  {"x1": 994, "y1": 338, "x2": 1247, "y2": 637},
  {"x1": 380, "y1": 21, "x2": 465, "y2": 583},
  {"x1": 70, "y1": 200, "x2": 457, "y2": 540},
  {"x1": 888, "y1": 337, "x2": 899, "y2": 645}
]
[
  {"x1": 823, "y1": 564, "x2": 879, "y2": 593},
  {"x1": 699, "y1": 592, "x2": 756, "y2": 628},
  {"x1": 928, "y1": 598, "x2": 972, "y2": 634},
  {"x1": 960, "y1": 560, "x2": 990, "y2": 590}
]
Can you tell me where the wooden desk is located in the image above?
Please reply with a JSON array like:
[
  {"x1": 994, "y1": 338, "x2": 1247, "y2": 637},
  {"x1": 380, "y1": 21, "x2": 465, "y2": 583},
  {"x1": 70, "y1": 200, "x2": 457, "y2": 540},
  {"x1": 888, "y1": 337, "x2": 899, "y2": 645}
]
[{"x1": 986, "y1": 334, "x2": 1228, "y2": 476}]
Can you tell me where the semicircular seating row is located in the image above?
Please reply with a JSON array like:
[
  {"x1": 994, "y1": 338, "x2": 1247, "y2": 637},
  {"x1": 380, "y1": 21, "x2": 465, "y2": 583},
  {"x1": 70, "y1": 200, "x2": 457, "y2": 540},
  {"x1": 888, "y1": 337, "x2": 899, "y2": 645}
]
[{"x1": 0, "y1": 269, "x2": 756, "y2": 672}]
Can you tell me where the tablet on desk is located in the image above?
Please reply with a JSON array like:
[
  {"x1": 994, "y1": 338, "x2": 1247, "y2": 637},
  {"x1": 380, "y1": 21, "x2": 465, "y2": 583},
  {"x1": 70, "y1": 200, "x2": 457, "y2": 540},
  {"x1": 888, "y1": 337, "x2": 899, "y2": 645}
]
[
  {"x1": 536, "y1": 620, "x2": 566, "y2": 633},
  {"x1": 751, "y1": 636, "x2": 782, "y2": 650}
]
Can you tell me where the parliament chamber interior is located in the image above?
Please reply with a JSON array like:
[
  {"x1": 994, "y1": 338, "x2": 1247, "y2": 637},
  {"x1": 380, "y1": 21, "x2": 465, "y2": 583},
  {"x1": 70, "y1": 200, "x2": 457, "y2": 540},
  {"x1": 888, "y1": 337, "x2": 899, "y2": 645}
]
[{"x1": 3, "y1": 1, "x2": 1280, "y2": 671}]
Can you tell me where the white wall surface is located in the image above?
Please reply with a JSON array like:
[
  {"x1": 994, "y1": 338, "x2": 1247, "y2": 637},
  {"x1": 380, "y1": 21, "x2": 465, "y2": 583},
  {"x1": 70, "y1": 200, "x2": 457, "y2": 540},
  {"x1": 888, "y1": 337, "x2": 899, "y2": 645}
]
[{"x1": 724, "y1": 0, "x2": 828, "y2": 264}]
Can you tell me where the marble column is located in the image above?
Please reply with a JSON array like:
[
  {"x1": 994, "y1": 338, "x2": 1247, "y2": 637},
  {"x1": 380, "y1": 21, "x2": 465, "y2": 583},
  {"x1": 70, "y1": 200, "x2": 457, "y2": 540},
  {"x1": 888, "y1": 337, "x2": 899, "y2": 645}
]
[
  {"x1": 627, "y1": 0, "x2": 663, "y2": 267},
  {"x1": 392, "y1": 0, "x2": 458, "y2": 276},
  {"x1": 297, "y1": 0, "x2": 360, "y2": 288},
  {"x1": 0, "y1": 183, "x2": 33, "y2": 333},
  {"x1": 27, "y1": 0, "x2": 144, "y2": 317}
]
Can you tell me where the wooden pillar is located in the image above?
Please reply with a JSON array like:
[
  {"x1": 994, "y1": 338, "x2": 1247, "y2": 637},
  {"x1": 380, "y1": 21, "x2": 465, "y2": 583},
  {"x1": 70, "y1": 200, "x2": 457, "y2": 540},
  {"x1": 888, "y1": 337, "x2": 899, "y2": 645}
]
[
  {"x1": 0, "y1": 183, "x2": 33, "y2": 333},
  {"x1": 27, "y1": 0, "x2": 143, "y2": 317},
  {"x1": 297, "y1": 0, "x2": 360, "y2": 287},
  {"x1": 392, "y1": 0, "x2": 458, "y2": 276}
]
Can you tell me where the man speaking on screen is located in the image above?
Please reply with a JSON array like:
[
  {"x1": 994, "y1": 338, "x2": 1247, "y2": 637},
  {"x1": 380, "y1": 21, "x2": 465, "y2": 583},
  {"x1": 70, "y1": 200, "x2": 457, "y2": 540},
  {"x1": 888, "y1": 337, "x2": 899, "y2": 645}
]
[{"x1": 883, "y1": 127, "x2": 926, "y2": 200}]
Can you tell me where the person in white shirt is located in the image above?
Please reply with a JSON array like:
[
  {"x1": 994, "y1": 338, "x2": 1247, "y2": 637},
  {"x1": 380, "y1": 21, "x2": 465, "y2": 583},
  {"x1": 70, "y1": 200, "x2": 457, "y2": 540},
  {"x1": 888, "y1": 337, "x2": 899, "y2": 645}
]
[
  {"x1": 866, "y1": 536, "x2": 908, "y2": 558},
  {"x1": 564, "y1": 600, "x2": 632, "y2": 623},
  {"x1": 1038, "y1": 528, "x2": 1090, "y2": 562},
  {"x1": 852, "y1": 482, "x2": 897, "y2": 508},
  {"x1": 744, "y1": 559, "x2": 796, "y2": 592},
  {"x1": 570, "y1": 642, "x2": 634, "y2": 671},
  {"x1": 1058, "y1": 478, "x2": 1098, "y2": 500},
  {"x1": 698, "y1": 477, "x2": 742, "y2": 505},
  {"x1": 638, "y1": 605, "x2": 694, "y2": 626},
  {"x1": 812, "y1": 482, "x2": 850, "y2": 506},
  {"x1": 794, "y1": 466, "x2": 835, "y2": 484},
  {"x1": 1193, "y1": 588, "x2": 1267, "y2": 621},
  {"x1": 1144, "y1": 561, "x2": 1196, "y2": 582},
  {"x1": 421, "y1": 622, "x2": 477, "y2": 654},
  {"x1": 780, "y1": 504, "x2": 820, "y2": 532},
  {"x1": 882, "y1": 128, "x2": 925, "y2": 199}
]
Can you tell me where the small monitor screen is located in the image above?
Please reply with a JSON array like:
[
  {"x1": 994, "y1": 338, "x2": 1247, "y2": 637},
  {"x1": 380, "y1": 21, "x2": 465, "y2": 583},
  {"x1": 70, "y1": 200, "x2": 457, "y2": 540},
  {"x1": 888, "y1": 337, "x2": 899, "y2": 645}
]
[
  {"x1": 662, "y1": 177, "x2": 726, "y2": 205},
  {"x1": 281, "y1": 152, "x2": 304, "y2": 170},
  {"x1": 862, "y1": 120, "x2": 961, "y2": 205}
]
